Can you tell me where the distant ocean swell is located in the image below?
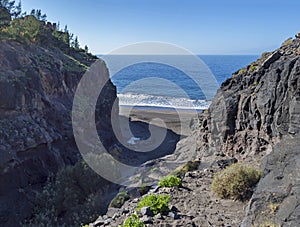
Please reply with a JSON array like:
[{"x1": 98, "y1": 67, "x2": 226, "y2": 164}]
[
  {"x1": 102, "y1": 55, "x2": 259, "y2": 111},
  {"x1": 118, "y1": 93, "x2": 211, "y2": 111}
]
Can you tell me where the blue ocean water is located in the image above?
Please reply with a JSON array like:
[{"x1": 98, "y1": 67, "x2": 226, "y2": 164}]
[{"x1": 100, "y1": 55, "x2": 258, "y2": 110}]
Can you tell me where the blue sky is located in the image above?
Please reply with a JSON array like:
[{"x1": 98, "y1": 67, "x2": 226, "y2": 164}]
[{"x1": 22, "y1": 0, "x2": 299, "y2": 55}]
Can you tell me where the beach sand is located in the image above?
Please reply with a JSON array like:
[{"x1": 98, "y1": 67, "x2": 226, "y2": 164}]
[{"x1": 119, "y1": 107, "x2": 198, "y2": 137}]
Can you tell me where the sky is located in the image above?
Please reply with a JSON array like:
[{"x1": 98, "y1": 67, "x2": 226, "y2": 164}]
[{"x1": 21, "y1": 0, "x2": 300, "y2": 55}]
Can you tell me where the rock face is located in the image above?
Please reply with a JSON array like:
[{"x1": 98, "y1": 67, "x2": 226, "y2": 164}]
[
  {"x1": 0, "y1": 40, "x2": 118, "y2": 225},
  {"x1": 242, "y1": 135, "x2": 300, "y2": 226},
  {"x1": 195, "y1": 35, "x2": 300, "y2": 226},
  {"x1": 197, "y1": 36, "x2": 300, "y2": 161}
]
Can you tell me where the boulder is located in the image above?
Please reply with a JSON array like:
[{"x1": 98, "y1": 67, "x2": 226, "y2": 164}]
[{"x1": 139, "y1": 206, "x2": 153, "y2": 216}]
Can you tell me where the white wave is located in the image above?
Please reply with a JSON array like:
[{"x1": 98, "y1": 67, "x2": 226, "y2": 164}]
[{"x1": 118, "y1": 93, "x2": 211, "y2": 110}]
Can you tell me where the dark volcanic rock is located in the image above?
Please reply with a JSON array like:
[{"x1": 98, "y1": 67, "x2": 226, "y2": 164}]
[
  {"x1": 197, "y1": 36, "x2": 300, "y2": 161},
  {"x1": 242, "y1": 136, "x2": 300, "y2": 227},
  {"x1": 195, "y1": 34, "x2": 300, "y2": 225},
  {"x1": 0, "y1": 40, "x2": 118, "y2": 225}
]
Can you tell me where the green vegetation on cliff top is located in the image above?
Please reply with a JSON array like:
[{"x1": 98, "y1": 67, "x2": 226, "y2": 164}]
[{"x1": 0, "y1": 0, "x2": 93, "y2": 56}]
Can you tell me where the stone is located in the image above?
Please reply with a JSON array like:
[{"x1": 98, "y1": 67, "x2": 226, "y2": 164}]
[
  {"x1": 112, "y1": 213, "x2": 120, "y2": 220},
  {"x1": 104, "y1": 218, "x2": 111, "y2": 226},
  {"x1": 185, "y1": 172, "x2": 192, "y2": 178},
  {"x1": 262, "y1": 51, "x2": 281, "y2": 69},
  {"x1": 149, "y1": 185, "x2": 160, "y2": 193},
  {"x1": 168, "y1": 205, "x2": 178, "y2": 212},
  {"x1": 93, "y1": 216, "x2": 105, "y2": 226},
  {"x1": 216, "y1": 157, "x2": 238, "y2": 169},
  {"x1": 139, "y1": 206, "x2": 153, "y2": 216},
  {"x1": 140, "y1": 216, "x2": 153, "y2": 224},
  {"x1": 154, "y1": 213, "x2": 164, "y2": 220},
  {"x1": 168, "y1": 211, "x2": 179, "y2": 219},
  {"x1": 132, "y1": 198, "x2": 139, "y2": 203},
  {"x1": 106, "y1": 208, "x2": 119, "y2": 218},
  {"x1": 122, "y1": 209, "x2": 130, "y2": 214}
]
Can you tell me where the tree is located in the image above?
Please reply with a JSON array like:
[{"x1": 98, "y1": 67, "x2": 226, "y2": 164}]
[
  {"x1": 11, "y1": 0, "x2": 21, "y2": 18},
  {"x1": 5, "y1": 15, "x2": 43, "y2": 42},
  {"x1": 73, "y1": 36, "x2": 80, "y2": 49},
  {"x1": 0, "y1": 0, "x2": 15, "y2": 12},
  {"x1": 0, "y1": 5, "x2": 11, "y2": 28},
  {"x1": 57, "y1": 21, "x2": 60, "y2": 31},
  {"x1": 0, "y1": 0, "x2": 22, "y2": 19},
  {"x1": 30, "y1": 8, "x2": 47, "y2": 21},
  {"x1": 84, "y1": 45, "x2": 89, "y2": 53}
]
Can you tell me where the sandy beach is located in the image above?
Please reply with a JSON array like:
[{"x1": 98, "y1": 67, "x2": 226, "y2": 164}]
[{"x1": 119, "y1": 106, "x2": 199, "y2": 137}]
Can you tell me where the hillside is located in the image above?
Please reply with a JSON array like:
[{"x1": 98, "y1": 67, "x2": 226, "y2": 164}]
[{"x1": 0, "y1": 9, "x2": 119, "y2": 226}]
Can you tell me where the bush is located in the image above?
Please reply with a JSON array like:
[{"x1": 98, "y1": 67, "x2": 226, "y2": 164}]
[
  {"x1": 136, "y1": 194, "x2": 171, "y2": 215},
  {"x1": 25, "y1": 158, "x2": 116, "y2": 226},
  {"x1": 281, "y1": 37, "x2": 293, "y2": 46},
  {"x1": 120, "y1": 214, "x2": 145, "y2": 227},
  {"x1": 211, "y1": 163, "x2": 261, "y2": 200},
  {"x1": 138, "y1": 183, "x2": 150, "y2": 196},
  {"x1": 158, "y1": 175, "x2": 182, "y2": 188},
  {"x1": 172, "y1": 160, "x2": 200, "y2": 177},
  {"x1": 3, "y1": 15, "x2": 46, "y2": 43},
  {"x1": 109, "y1": 191, "x2": 130, "y2": 208}
]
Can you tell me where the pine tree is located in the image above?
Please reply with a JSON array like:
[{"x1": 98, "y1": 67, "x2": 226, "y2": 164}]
[
  {"x1": 30, "y1": 8, "x2": 47, "y2": 21},
  {"x1": 0, "y1": 0, "x2": 16, "y2": 12},
  {"x1": 0, "y1": 3, "x2": 12, "y2": 28},
  {"x1": 30, "y1": 8, "x2": 35, "y2": 15},
  {"x1": 0, "y1": 0, "x2": 23, "y2": 19},
  {"x1": 73, "y1": 36, "x2": 79, "y2": 49},
  {"x1": 11, "y1": 0, "x2": 21, "y2": 18},
  {"x1": 84, "y1": 45, "x2": 89, "y2": 53},
  {"x1": 57, "y1": 21, "x2": 60, "y2": 31}
]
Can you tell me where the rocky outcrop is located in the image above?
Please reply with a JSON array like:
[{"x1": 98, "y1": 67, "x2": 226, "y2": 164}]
[
  {"x1": 195, "y1": 35, "x2": 300, "y2": 226},
  {"x1": 0, "y1": 40, "x2": 118, "y2": 225},
  {"x1": 197, "y1": 36, "x2": 300, "y2": 161},
  {"x1": 242, "y1": 135, "x2": 300, "y2": 227}
]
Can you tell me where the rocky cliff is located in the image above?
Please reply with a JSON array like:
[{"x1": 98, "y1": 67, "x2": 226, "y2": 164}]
[
  {"x1": 197, "y1": 35, "x2": 300, "y2": 162},
  {"x1": 195, "y1": 34, "x2": 300, "y2": 226},
  {"x1": 0, "y1": 39, "x2": 118, "y2": 225}
]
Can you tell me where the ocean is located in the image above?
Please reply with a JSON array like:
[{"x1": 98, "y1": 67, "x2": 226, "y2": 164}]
[{"x1": 99, "y1": 55, "x2": 259, "y2": 111}]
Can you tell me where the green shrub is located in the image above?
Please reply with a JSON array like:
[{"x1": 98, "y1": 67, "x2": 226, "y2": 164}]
[
  {"x1": 158, "y1": 175, "x2": 182, "y2": 188},
  {"x1": 250, "y1": 65, "x2": 257, "y2": 71},
  {"x1": 281, "y1": 37, "x2": 293, "y2": 46},
  {"x1": 172, "y1": 160, "x2": 200, "y2": 177},
  {"x1": 136, "y1": 194, "x2": 171, "y2": 215},
  {"x1": 25, "y1": 156, "x2": 117, "y2": 226},
  {"x1": 138, "y1": 183, "x2": 150, "y2": 196},
  {"x1": 211, "y1": 163, "x2": 261, "y2": 200},
  {"x1": 109, "y1": 191, "x2": 130, "y2": 208},
  {"x1": 120, "y1": 214, "x2": 145, "y2": 227},
  {"x1": 3, "y1": 15, "x2": 46, "y2": 42}
]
